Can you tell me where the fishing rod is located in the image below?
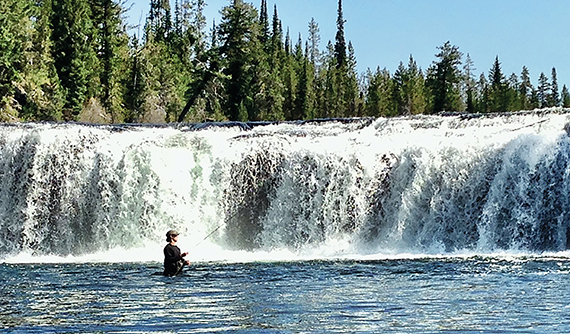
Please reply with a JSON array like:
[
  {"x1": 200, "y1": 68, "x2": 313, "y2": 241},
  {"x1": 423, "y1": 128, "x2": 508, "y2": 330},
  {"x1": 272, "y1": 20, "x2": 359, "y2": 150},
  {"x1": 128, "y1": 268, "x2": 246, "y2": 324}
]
[
  {"x1": 192, "y1": 207, "x2": 245, "y2": 249},
  {"x1": 193, "y1": 224, "x2": 223, "y2": 249}
]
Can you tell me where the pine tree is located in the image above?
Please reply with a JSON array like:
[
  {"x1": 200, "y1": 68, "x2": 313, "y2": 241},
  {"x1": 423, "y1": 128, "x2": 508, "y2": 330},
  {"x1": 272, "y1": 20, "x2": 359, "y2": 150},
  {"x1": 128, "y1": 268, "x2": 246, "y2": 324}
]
[
  {"x1": 259, "y1": 0, "x2": 270, "y2": 48},
  {"x1": 0, "y1": 0, "x2": 31, "y2": 118},
  {"x1": 426, "y1": 41, "x2": 463, "y2": 113},
  {"x1": 0, "y1": 0, "x2": 63, "y2": 120},
  {"x1": 364, "y1": 67, "x2": 396, "y2": 116},
  {"x1": 91, "y1": 0, "x2": 131, "y2": 122},
  {"x1": 394, "y1": 55, "x2": 426, "y2": 115},
  {"x1": 270, "y1": 5, "x2": 283, "y2": 60},
  {"x1": 308, "y1": 18, "x2": 321, "y2": 69},
  {"x1": 550, "y1": 67, "x2": 560, "y2": 107},
  {"x1": 218, "y1": 0, "x2": 261, "y2": 121},
  {"x1": 537, "y1": 72, "x2": 550, "y2": 108},
  {"x1": 561, "y1": 85, "x2": 570, "y2": 108},
  {"x1": 505, "y1": 73, "x2": 520, "y2": 111},
  {"x1": 321, "y1": 0, "x2": 359, "y2": 118},
  {"x1": 488, "y1": 56, "x2": 508, "y2": 112},
  {"x1": 284, "y1": 28, "x2": 292, "y2": 55},
  {"x1": 50, "y1": 0, "x2": 99, "y2": 119},
  {"x1": 474, "y1": 73, "x2": 489, "y2": 113},
  {"x1": 298, "y1": 47, "x2": 316, "y2": 119},
  {"x1": 334, "y1": 0, "x2": 347, "y2": 69},
  {"x1": 255, "y1": 5, "x2": 285, "y2": 121},
  {"x1": 463, "y1": 53, "x2": 476, "y2": 113},
  {"x1": 124, "y1": 36, "x2": 145, "y2": 122},
  {"x1": 146, "y1": 0, "x2": 172, "y2": 42},
  {"x1": 519, "y1": 66, "x2": 533, "y2": 110}
]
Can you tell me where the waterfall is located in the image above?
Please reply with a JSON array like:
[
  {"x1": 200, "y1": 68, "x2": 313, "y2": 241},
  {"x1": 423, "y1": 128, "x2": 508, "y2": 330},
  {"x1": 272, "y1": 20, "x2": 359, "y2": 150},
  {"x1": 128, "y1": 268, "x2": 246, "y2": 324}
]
[{"x1": 1, "y1": 110, "x2": 570, "y2": 261}]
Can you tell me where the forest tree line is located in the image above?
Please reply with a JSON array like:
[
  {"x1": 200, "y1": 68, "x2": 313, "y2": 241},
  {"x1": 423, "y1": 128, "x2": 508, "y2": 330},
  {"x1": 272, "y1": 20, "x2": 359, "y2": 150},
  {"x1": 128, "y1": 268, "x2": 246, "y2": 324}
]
[{"x1": 1, "y1": 0, "x2": 569, "y2": 123}]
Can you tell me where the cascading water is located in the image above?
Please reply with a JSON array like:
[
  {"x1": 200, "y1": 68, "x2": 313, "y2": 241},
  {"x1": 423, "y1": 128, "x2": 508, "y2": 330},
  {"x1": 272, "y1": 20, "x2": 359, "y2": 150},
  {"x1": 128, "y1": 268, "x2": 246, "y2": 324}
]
[{"x1": 1, "y1": 109, "x2": 570, "y2": 262}]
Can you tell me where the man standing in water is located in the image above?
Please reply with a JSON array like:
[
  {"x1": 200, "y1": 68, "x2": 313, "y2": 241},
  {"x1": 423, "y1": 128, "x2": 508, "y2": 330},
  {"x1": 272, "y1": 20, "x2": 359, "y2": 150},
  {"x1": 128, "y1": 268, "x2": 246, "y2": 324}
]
[{"x1": 163, "y1": 230, "x2": 190, "y2": 276}]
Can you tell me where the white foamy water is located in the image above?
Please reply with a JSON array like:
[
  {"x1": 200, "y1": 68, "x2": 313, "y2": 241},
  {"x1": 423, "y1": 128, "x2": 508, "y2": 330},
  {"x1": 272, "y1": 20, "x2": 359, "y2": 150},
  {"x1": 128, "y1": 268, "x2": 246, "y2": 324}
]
[{"x1": 2, "y1": 109, "x2": 570, "y2": 263}]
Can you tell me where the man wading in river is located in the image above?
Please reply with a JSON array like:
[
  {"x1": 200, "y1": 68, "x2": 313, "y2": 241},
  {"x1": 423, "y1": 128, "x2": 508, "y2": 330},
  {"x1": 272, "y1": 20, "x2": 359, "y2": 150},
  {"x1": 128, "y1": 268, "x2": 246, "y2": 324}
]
[{"x1": 163, "y1": 230, "x2": 190, "y2": 276}]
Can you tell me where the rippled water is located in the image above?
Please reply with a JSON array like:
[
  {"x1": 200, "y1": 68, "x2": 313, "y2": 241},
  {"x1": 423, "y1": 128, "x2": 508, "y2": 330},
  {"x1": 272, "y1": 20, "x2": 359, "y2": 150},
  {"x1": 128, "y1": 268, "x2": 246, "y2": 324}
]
[{"x1": 2, "y1": 256, "x2": 570, "y2": 333}]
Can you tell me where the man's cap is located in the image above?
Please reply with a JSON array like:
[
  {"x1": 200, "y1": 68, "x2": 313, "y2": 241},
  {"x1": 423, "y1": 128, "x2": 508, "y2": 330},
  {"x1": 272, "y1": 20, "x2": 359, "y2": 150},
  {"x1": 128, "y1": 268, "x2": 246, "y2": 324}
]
[{"x1": 166, "y1": 230, "x2": 179, "y2": 238}]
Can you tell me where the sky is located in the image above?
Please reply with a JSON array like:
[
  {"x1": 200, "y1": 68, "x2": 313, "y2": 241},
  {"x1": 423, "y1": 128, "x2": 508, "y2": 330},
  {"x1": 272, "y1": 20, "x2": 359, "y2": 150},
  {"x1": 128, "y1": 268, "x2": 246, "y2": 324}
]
[{"x1": 127, "y1": 0, "x2": 570, "y2": 86}]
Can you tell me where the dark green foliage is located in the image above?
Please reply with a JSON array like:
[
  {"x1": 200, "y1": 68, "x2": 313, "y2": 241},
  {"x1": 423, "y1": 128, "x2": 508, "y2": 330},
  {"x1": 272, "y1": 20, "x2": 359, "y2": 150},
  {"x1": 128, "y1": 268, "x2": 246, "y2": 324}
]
[
  {"x1": 50, "y1": 0, "x2": 99, "y2": 119},
  {"x1": 364, "y1": 67, "x2": 396, "y2": 117},
  {"x1": 487, "y1": 56, "x2": 508, "y2": 112},
  {"x1": 218, "y1": 0, "x2": 261, "y2": 121},
  {"x1": 334, "y1": 0, "x2": 347, "y2": 69},
  {"x1": 393, "y1": 56, "x2": 426, "y2": 115},
  {"x1": 537, "y1": 72, "x2": 550, "y2": 108},
  {"x1": 463, "y1": 54, "x2": 476, "y2": 113},
  {"x1": 0, "y1": 1, "x2": 568, "y2": 123},
  {"x1": 426, "y1": 41, "x2": 463, "y2": 113},
  {"x1": 550, "y1": 68, "x2": 560, "y2": 107},
  {"x1": 519, "y1": 66, "x2": 533, "y2": 110},
  {"x1": 562, "y1": 85, "x2": 570, "y2": 108}
]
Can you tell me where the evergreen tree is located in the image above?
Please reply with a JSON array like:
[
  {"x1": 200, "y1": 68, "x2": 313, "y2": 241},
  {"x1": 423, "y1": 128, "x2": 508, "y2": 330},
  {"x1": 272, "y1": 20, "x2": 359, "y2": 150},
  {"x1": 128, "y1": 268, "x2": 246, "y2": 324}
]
[
  {"x1": 92, "y1": 0, "x2": 131, "y2": 122},
  {"x1": 281, "y1": 38, "x2": 299, "y2": 120},
  {"x1": 146, "y1": 0, "x2": 172, "y2": 42},
  {"x1": 426, "y1": 41, "x2": 463, "y2": 113},
  {"x1": 259, "y1": 0, "x2": 270, "y2": 47},
  {"x1": 463, "y1": 53, "x2": 476, "y2": 113},
  {"x1": 308, "y1": 18, "x2": 321, "y2": 68},
  {"x1": 139, "y1": 0, "x2": 191, "y2": 122},
  {"x1": 474, "y1": 73, "x2": 489, "y2": 113},
  {"x1": 298, "y1": 47, "x2": 316, "y2": 119},
  {"x1": 218, "y1": 0, "x2": 261, "y2": 121},
  {"x1": 50, "y1": 0, "x2": 99, "y2": 119},
  {"x1": 506, "y1": 73, "x2": 521, "y2": 111},
  {"x1": 364, "y1": 67, "x2": 396, "y2": 116},
  {"x1": 529, "y1": 88, "x2": 540, "y2": 109},
  {"x1": 561, "y1": 85, "x2": 570, "y2": 108},
  {"x1": 394, "y1": 55, "x2": 426, "y2": 115},
  {"x1": 284, "y1": 28, "x2": 292, "y2": 55},
  {"x1": 488, "y1": 56, "x2": 508, "y2": 112},
  {"x1": 334, "y1": 0, "x2": 347, "y2": 69},
  {"x1": 505, "y1": 73, "x2": 522, "y2": 111},
  {"x1": 519, "y1": 66, "x2": 533, "y2": 110},
  {"x1": 550, "y1": 67, "x2": 560, "y2": 107},
  {"x1": 269, "y1": 5, "x2": 283, "y2": 59},
  {"x1": 345, "y1": 41, "x2": 361, "y2": 116},
  {"x1": 0, "y1": 0, "x2": 63, "y2": 120},
  {"x1": 257, "y1": 5, "x2": 285, "y2": 120},
  {"x1": 537, "y1": 72, "x2": 550, "y2": 108},
  {"x1": 320, "y1": 0, "x2": 359, "y2": 118},
  {"x1": 124, "y1": 36, "x2": 145, "y2": 122},
  {"x1": 0, "y1": 0, "x2": 32, "y2": 118}
]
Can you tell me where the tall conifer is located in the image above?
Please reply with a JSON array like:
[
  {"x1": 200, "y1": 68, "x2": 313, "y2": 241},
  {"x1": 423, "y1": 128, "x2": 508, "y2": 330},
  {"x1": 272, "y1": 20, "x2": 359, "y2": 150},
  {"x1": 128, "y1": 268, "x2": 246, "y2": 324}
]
[
  {"x1": 561, "y1": 85, "x2": 570, "y2": 108},
  {"x1": 426, "y1": 41, "x2": 462, "y2": 113},
  {"x1": 537, "y1": 72, "x2": 550, "y2": 108},
  {"x1": 334, "y1": 0, "x2": 347, "y2": 69},
  {"x1": 550, "y1": 67, "x2": 560, "y2": 107},
  {"x1": 519, "y1": 66, "x2": 533, "y2": 110},
  {"x1": 50, "y1": 0, "x2": 99, "y2": 119}
]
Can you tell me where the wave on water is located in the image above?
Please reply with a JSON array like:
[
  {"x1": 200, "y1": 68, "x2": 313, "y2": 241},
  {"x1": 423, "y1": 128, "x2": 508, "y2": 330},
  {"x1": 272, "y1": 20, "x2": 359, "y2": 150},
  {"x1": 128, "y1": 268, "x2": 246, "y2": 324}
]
[{"x1": 2, "y1": 109, "x2": 570, "y2": 263}]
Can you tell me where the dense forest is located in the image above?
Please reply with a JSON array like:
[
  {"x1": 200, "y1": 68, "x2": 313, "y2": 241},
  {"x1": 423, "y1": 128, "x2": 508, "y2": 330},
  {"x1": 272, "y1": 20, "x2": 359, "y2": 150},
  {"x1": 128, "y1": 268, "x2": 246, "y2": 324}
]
[{"x1": 1, "y1": 0, "x2": 569, "y2": 123}]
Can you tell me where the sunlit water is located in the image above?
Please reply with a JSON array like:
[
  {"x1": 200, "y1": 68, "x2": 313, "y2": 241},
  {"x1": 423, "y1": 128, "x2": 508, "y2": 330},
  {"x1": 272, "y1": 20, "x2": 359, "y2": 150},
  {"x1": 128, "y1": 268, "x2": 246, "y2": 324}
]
[{"x1": 2, "y1": 256, "x2": 570, "y2": 333}]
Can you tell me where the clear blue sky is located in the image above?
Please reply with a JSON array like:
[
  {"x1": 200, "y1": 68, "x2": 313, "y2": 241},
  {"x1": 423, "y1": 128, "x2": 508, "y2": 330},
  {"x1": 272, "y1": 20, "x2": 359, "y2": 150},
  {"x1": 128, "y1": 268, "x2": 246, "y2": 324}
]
[{"x1": 127, "y1": 0, "x2": 570, "y2": 87}]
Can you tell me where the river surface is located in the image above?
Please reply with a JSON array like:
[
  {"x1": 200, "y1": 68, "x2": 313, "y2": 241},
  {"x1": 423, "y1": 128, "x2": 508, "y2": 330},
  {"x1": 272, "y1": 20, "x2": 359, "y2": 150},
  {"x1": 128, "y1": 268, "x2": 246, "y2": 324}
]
[{"x1": 2, "y1": 255, "x2": 570, "y2": 333}]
